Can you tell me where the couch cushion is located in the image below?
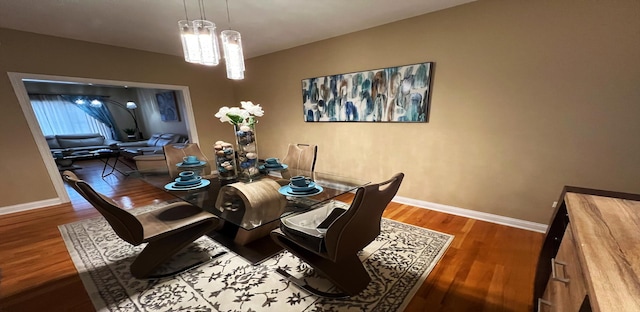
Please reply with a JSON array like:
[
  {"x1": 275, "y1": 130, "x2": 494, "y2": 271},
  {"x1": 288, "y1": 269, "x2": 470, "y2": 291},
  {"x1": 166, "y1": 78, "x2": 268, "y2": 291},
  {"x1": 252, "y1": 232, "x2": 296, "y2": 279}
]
[
  {"x1": 45, "y1": 135, "x2": 61, "y2": 149},
  {"x1": 154, "y1": 133, "x2": 182, "y2": 146},
  {"x1": 144, "y1": 133, "x2": 163, "y2": 147},
  {"x1": 56, "y1": 134, "x2": 106, "y2": 148},
  {"x1": 58, "y1": 137, "x2": 106, "y2": 148}
]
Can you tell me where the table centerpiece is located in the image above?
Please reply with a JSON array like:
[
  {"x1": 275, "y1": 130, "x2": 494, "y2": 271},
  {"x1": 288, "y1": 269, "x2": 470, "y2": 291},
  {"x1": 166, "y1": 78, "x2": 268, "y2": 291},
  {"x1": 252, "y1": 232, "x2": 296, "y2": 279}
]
[{"x1": 215, "y1": 101, "x2": 264, "y2": 182}]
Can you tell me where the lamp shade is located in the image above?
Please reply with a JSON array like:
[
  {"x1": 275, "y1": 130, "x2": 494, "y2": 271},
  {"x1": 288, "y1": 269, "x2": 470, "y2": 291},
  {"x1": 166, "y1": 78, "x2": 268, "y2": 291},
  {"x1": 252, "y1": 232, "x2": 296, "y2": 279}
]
[
  {"x1": 126, "y1": 101, "x2": 137, "y2": 109},
  {"x1": 221, "y1": 30, "x2": 245, "y2": 80},
  {"x1": 90, "y1": 99, "x2": 103, "y2": 108},
  {"x1": 179, "y1": 20, "x2": 220, "y2": 66}
]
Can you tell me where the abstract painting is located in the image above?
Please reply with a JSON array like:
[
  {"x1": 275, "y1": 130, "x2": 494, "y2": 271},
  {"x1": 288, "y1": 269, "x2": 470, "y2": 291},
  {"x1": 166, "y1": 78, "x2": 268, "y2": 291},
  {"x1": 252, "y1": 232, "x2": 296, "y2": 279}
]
[
  {"x1": 156, "y1": 91, "x2": 180, "y2": 122},
  {"x1": 302, "y1": 62, "x2": 433, "y2": 122}
]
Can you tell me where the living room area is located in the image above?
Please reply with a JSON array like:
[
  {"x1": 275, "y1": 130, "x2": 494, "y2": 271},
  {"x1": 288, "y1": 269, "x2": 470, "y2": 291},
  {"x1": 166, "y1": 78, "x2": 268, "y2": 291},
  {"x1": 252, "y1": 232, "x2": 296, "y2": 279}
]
[{"x1": 24, "y1": 79, "x2": 192, "y2": 176}]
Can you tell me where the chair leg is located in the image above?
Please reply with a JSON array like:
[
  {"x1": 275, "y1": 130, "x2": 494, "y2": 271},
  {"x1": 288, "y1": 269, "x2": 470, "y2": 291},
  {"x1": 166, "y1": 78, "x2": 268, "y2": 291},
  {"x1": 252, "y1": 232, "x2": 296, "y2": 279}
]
[
  {"x1": 144, "y1": 250, "x2": 227, "y2": 279},
  {"x1": 130, "y1": 221, "x2": 218, "y2": 279},
  {"x1": 275, "y1": 267, "x2": 349, "y2": 298},
  {"x1": 272, "y1": 234, "x2": 371, "y2": 296}
]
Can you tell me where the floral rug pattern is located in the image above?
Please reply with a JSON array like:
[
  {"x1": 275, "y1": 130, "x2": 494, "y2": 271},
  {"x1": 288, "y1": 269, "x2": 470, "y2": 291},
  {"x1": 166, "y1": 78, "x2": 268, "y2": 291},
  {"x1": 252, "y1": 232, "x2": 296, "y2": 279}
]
[{"x1": 59, "y1": 202, "x2": 453, "y2": 312}]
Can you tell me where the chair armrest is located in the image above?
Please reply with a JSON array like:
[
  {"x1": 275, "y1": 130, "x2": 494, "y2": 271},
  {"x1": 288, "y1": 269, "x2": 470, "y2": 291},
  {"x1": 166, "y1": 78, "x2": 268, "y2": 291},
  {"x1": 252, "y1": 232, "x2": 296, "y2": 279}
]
[
  {"x1": 118, "y1": 141, "x2": 150, "y2": 148},
  {"x1": 104, "y1": 139, "x2": 121, "y2": 146}
]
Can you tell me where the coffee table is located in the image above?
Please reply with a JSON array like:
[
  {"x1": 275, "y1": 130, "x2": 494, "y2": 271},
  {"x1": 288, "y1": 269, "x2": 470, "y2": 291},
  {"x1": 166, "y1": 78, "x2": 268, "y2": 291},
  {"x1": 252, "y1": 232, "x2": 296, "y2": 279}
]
[
  {"x1": 131, "y1": 169, "x2": 370, "y2": 263},
  {"x1": 53, "y1": 149, "x2": 133, "y2": 177}
]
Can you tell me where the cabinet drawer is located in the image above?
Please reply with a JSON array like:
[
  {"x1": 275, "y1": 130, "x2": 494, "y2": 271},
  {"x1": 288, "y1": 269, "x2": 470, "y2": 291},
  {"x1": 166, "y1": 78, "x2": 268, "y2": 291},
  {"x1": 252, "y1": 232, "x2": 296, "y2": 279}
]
[{"x1": 539, "y1": 226, "x2": 588, "y2": 311}]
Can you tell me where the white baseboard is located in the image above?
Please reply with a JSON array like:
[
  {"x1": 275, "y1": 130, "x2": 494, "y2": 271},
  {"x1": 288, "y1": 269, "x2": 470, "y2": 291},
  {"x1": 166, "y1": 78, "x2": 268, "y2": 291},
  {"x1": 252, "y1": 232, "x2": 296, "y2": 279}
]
[
  {"x1": 392, "y1": 196, "x2": 548, "y2": 233},
  {"x1": 0, "y1": 198, "x2": 63, "y2": 216}
]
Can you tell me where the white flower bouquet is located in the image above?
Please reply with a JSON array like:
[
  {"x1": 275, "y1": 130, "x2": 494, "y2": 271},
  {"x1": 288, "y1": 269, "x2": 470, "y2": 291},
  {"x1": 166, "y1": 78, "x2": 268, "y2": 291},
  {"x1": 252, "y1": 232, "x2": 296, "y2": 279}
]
[{"x1": 214, "y1": 101, "x2": 264, "y2": 127}]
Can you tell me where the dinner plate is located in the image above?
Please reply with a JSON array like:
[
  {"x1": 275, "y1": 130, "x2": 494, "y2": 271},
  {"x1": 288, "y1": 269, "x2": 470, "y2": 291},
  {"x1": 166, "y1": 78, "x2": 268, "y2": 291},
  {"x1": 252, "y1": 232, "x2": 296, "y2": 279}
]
[
  {"x1": 278, "y1": 184, "x2": 323, "y2": 197},
  {"x1": 164, "y1": 179, "x2": 210, "y2": 191},
  {"x1": 259, "y1": 164, "x2": 288, "y2": 171},
  {"x1": 174, "y1": 176, "x2": 202, "y2": 186},
  {"x1": 289, "y1": 181, "x2": 316, "y2": 192},
  {"x1": 176, "y1": 160, "x2": 207, "y2": 167}
]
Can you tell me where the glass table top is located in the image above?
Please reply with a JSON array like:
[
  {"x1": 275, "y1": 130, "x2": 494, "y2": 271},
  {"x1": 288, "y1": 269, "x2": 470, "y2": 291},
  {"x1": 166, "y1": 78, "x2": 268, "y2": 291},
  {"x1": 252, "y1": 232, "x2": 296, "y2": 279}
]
[{"x1": 130, "y1": 168, "x2": 370, "y2": 231}]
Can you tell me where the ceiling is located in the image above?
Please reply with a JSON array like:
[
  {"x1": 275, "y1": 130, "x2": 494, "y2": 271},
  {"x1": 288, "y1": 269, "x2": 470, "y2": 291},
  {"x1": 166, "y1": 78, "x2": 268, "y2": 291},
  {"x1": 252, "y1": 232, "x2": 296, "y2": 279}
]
[{"x1": 0, "y1": 0, "x2": 474, "y2": 59}]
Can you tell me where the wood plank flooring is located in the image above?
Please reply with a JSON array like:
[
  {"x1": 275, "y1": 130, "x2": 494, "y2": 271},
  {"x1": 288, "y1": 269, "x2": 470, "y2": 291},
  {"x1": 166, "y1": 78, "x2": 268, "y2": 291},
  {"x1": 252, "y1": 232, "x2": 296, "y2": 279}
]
[{"x1": 0, "y1": 159, "x2": 544, "y2": 311}]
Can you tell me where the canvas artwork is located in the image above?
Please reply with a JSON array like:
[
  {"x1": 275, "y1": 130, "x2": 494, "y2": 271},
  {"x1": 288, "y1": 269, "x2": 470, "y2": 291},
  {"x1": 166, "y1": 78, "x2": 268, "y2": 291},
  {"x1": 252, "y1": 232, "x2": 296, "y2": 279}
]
[
  {"x1": 302, "y1": 62, "x2": 433, "y2": 122},
  {"x1": 156, "y1": 91, "x2": 180, "y2": 122}
]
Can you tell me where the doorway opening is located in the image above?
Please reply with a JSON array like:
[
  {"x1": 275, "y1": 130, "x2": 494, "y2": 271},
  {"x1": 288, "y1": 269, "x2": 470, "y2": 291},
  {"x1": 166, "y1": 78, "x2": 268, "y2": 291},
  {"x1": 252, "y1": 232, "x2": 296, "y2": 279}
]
[{"x1": 8, "y1": 72, "x2": 200, "y2": 204}]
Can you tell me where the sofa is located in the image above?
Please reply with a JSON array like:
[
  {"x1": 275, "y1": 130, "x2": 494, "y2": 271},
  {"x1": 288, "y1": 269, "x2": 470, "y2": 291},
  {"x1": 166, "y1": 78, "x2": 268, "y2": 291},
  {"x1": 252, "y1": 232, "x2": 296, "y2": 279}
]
[
  {"x1": 46, "y1": 133, "x2": 120, "y2": 156},
  {"x1": 118, "y1": 133, "x2": 185, "y2": 157}
]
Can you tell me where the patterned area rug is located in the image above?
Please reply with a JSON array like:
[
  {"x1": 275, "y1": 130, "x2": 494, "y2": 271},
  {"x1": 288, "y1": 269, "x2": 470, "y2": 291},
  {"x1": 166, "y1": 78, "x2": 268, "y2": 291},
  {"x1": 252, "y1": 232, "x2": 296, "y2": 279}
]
[{"x1": 59, "y1": 202, "x2": 453, "y2": 312}]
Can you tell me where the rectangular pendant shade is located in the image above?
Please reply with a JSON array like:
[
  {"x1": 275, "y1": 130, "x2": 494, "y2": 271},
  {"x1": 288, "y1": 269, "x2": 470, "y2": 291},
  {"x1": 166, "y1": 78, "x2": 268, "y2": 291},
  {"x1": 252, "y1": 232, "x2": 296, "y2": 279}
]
[
  {"x1": 179, "y1": 20, "x2": 220, "y2": 66},
  {"x1": 221, "y1": 30, "x2": 245, "y2": 80}
]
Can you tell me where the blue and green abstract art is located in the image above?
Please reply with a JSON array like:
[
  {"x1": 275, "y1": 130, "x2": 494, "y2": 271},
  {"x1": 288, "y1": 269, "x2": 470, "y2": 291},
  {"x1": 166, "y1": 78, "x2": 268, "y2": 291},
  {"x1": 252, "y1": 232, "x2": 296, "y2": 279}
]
[{"x1": 302, "y1": 62, "x2": 433, "y2": 122}]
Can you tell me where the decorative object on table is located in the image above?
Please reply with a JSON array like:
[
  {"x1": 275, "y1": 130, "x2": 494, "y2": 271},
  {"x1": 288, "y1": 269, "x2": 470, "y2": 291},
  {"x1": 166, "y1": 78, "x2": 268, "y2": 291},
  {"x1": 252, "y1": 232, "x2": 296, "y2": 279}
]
[
  {"x1": 215, "y1": 179, "x2": 287, "y2": 244},
  {"x1": 258, "y1": 157, "x2": 288, "y2": 172},
  {"x1": 278, "y1": 184, "x2": 323, "y2": 197},
  {"x1": 213, "y1": 140, "x2": 237, "y2": 180},
  {"x1": 156, "y1": 91, "x2": 180, "y2": 122},
  {"x1": 59, "y1": 199, "x2": 453, "y2": 312},
  {"x1": 215, "y1": 101, "x2": 264, "y2": 182},
  {"x1": 278, "y1": 175, "x2": 323, "y2": 197},
  {"x1": 164, "y1": 170, "x2": 211, "y2": 191},
  {"x1": 176, "y1": 154, "x2": 207, "y2": 177},
  {"x1": 302, "y1": 62, "x2": 433, "y2": 122},
  {"x1": 163, "y1": 144, "x2": 213, "y2": 179},
  {"x1": 290, "y1": 175, "x2": 312, "y2": 187}
]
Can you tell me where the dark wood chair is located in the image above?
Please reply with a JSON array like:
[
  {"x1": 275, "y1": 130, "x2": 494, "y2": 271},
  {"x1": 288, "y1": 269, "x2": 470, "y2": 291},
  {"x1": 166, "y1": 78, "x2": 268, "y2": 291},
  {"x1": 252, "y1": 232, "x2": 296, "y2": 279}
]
[
  {"x1": 271, "y1": 172, "x2": 404, "y2": 297},
  {"x1": 62, "y1": 170, "x2": 223, "y2": 279}
]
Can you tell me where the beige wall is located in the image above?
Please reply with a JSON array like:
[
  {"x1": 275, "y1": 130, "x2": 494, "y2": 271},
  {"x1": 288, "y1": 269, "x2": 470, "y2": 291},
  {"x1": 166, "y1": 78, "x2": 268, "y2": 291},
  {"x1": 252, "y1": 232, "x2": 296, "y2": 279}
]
[
  {"x1": 0, "y1": 28, "x2": 237, "y2": 208},
  {"x1": 235, "y1": 0, "x2": 640, "y2": 223},
  {"x1": 2, "y1": 0, "x2": 639, "y2": 224},
  {"x1": 135, "y1": 88, "x2": 189, "y2": 139}
]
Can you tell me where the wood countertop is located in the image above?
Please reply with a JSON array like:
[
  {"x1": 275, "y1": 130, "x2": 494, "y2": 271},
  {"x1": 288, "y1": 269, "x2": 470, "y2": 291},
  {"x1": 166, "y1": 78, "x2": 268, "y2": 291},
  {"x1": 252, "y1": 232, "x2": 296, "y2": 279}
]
[{"x1": 565, "y1": 192, "x2": 640, "y2": 312}]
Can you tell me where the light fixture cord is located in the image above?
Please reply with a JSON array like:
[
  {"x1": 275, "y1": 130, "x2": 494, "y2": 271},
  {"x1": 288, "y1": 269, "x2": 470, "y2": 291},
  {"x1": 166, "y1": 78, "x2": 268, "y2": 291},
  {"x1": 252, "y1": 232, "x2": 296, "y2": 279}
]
[
  {"x1": 199, "y1": 0, "x2": 205, "y2": 20},
  {"x1": 183, "y1": 0, "x2": 189, "y2": 21},
  {"x1": 225, "y1": 0, "x2": 232, "y2": 29}
]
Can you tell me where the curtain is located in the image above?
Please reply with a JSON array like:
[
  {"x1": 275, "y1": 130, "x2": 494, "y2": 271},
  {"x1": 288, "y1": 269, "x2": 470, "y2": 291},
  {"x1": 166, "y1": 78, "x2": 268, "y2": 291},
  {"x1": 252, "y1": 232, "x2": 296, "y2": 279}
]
[
  {"x1": 71, "y1": 96, "x2": 123, "y2": 141},
  {"x1": 29, "y1": 95, "x2": 115, "y2": 140}
]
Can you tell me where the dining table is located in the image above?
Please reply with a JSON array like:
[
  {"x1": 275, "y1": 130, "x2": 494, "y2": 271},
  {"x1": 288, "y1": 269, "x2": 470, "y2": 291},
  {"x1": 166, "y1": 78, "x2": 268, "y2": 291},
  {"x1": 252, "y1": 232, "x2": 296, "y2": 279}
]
[{"x1": 129, "y1": 167, "x2": 370, "y2": 264}]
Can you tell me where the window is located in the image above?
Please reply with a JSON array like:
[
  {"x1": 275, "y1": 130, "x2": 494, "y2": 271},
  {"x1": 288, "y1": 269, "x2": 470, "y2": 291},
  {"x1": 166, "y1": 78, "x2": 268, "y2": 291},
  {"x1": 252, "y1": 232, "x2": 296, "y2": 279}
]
[{"x1": 30, "y1": 95, "x2": 114, "y2": 139}]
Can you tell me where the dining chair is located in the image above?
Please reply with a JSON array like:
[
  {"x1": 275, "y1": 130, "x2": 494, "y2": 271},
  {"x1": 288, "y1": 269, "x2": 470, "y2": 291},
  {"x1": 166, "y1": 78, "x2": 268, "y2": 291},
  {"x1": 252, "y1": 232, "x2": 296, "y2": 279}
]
[
  {"x1": 280, "y1": 143, "x2": 318, "y2": 179},
  {"x1": 62, "y1": 170, "x2": 223, "y2": 279},
  {"x1": 271, "y1": 172, "x2": 404, "y2": 297},
  {"x1": 164, "y1": 143, "x2": 214, "y2": 179}
]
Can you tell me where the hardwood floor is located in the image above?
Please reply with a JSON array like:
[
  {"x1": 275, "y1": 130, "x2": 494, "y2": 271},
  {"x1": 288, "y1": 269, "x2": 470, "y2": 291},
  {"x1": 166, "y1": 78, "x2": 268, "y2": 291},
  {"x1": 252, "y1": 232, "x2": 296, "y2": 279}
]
[{"x1": 0, "y1": 160, "x2": 544, "y2": 311}]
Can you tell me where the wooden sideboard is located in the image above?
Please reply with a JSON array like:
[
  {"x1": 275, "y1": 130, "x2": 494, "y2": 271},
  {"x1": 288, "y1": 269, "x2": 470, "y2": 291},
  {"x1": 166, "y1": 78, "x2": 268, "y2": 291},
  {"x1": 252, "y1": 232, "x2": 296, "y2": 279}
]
[{"x1": 533, "y1": 186, "x2": 640, "y2": 311}]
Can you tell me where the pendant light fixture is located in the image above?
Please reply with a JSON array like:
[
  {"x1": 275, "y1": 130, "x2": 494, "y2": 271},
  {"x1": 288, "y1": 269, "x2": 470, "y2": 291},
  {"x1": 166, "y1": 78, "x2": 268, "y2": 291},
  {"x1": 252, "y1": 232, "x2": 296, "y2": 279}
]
[
  {"x1": 221, "y1": 0, "x2": 245, "y2": 80},
  {"x1": 178, "y1": 0, "x2": 220, "y2": 66}
]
